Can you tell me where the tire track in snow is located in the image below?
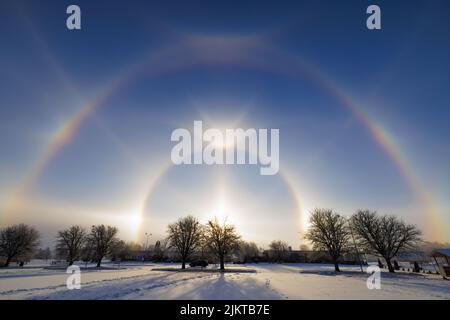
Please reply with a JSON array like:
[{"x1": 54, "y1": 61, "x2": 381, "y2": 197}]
[
  {"x1": 1, "y1": 269, "x2": 157, "y2": 298},
  {"x1": 33, "y1": 272, "x2": 215, "y2": 300}
]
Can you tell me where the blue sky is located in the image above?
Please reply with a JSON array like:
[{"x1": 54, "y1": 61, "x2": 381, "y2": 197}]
[{"x1": 0, "y1": 0, "x2": 449, "y2": 247}]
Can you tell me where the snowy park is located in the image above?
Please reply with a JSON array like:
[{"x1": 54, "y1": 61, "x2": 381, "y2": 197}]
[
  {"x1": 1, "y1": 1, "x2": 450, "y2": 306},
  {"x1": 0, "y1": 262, "x2": 448, "y2": 300}
]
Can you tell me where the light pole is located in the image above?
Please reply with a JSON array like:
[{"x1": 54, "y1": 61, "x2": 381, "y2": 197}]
[{"x1": 144, "y1": 232, "x2": 152, "y2": 262}]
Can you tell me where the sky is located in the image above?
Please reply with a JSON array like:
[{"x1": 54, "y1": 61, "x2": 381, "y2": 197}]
[{"x1": 0, "y1": 0, "x2": 449, "y2": 249}]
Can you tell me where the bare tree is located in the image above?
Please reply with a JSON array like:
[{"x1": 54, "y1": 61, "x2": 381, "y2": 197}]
[
  {"x1": 80, "y1": 243, "x2": 95, "y2": 267},
  {"x1": 305, "y1": 209, "x2": 350, "y2": 272},
  {"x1": 111, "y1": 241, "x2": 142, "y2": 261},
  {"x1": 204, "y1": 218, "x2": 241, "y2": 270},
  {"x1": 152, "y1": 239, "x2": 169, "y2": 262},
  {"x1": 109, "y1": 240, "x2": 126, "y2": 262},
  {"x1": 34, "y1": 247, "x2": 52, "y2": 261},
  {"x1": 268, "y1": 240, "x2": 289, "y2": 263},
  {"x1": 0, "y1": 224, "x2": 40, "y2": 267},
  {"x1": 350, "y1": 210, "x2": 422, "y2": 272},
  {"x1": 237, "y1": 241, "x2": 260, "y2": 263},
  {"x1": 88, "y1": 225, "x2": 119, "y2": 267},
  {"x1": 56, "y1": 225, "x2": 86, "y2": 266},
  {"x1": 299, "y1": 244, "x2": 311, "y2": 251},
  {"x1": 167, "y1": 215, "x2": 203, "y2": 269}
]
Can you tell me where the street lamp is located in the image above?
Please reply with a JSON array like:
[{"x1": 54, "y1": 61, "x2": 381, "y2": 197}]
[{"x1": 144, "y1": 233, "x2": 152, "y2": 262}]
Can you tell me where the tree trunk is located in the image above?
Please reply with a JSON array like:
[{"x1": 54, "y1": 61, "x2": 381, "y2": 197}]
[
  {"x1": 182, "y1": 261, "x2": 186, "y2": 269},
  {"x1": 220, "y1": 256, "x2": 225, "y2": 270},
  {"x1": 4, "y1": 256, "x2": 12, "y2": 267},
  {"x1": 385, "y1": 258, "x2": 394, "y2": 273},
  {"x1": 334, "y1": 261, "x2": 340, "y2": 272},
  {"x1": 96, "y1": 260, "x2": 102, "y2": 268}
]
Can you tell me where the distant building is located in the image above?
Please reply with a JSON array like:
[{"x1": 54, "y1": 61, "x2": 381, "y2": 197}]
[{"x1": 262, "y1": 249, "x2": 362, "y2": 264}]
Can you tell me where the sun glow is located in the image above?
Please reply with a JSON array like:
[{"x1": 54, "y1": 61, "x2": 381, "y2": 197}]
[
  {"x1": 118, "y1": 208, "x2": 142, "y2": 239},
  {"x1": 211, "y1": 135, "x2": 235, "y2": 151},
  {"x1": 209, "y1": 184, "x2": 239, "y2": 225},
  {"x1": 214, "y1": 190, "x2": 227, "y2": 221}
]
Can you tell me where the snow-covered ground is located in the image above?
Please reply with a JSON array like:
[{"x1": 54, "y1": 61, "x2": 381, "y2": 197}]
[{"x1": 0, "y1": 262, "x2": 448, "y2": 300}]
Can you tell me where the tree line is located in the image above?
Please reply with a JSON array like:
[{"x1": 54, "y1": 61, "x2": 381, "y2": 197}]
[
  {"x1": 0, "y1": 209, "x2": 423, "y2": 272},
  {"x1": 0, "y1": 224, "x2": 121, "y2": 268},
  {"x1": 0, "y1": 217, "x2": 242, "y2": 270},
  {"x1": 305, "y1": 209, "x2": 422, "y2": 272}
]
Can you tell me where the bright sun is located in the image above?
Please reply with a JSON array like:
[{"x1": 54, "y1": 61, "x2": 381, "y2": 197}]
[
  {"x1": 214, "y1": 196, "x2": 227, "y2": 221},
  {"x1": 209, "y1": 185, "x2": 238, "y2": 225}
]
